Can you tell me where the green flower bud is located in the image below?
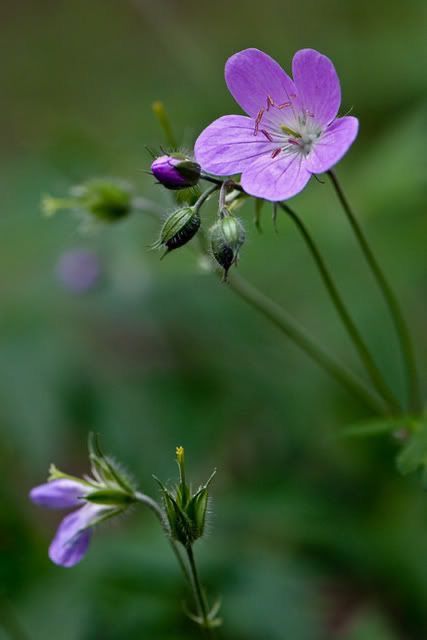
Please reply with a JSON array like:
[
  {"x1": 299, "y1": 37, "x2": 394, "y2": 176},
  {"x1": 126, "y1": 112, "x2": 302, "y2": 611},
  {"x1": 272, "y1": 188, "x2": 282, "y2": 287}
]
[
  {"x1": 71, "y1": 178, "x2": 132, "y2": 222},
  {"x1": 210, "y1": 211, "x2": 245, "y2": 279},
  {"x1": 154, "y1": 206, "x2": 201, "y2": 255},
  {"x1": 155, "y1": 446, "x2": 215, "y2": 547},
  {"x1": 41, "y1": 178, "x2": 133, "y2": 227}
]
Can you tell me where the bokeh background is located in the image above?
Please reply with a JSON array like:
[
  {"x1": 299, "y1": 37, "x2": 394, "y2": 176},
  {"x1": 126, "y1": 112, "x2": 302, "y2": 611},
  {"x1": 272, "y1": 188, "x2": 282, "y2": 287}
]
[{"x1": 1, "y1": 1, "x2": 427, "y2": 638}]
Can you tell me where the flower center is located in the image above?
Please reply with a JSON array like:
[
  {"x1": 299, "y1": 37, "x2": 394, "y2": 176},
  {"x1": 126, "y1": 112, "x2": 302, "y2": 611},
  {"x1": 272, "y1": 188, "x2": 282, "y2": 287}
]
[{"x1": 279, "y1": 123, "x2": 321, "y2": 157}]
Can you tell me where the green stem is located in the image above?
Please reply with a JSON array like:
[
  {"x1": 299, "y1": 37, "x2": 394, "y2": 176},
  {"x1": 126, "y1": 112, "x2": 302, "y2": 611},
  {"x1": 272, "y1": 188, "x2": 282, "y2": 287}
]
[
  {"x1": 279, "y1": 202, "x2": 401, "y2": 414},
  {"x1": 226, "y1": 271, "x2": 386, "y2": 414},
  {"x1": 133, "y1": 192, "x2": 386, "y2": 412},
  {"x1": 194, "y1": 184, "x2": 220, "y2": 210},
  {"x1": 152, "y1": 101, "x2": 178, "y2": 150},
  {"x1": 186, "y1": 545, "x2": 215, "y2": 638},
  {"x1": 0, "y1": 596, "x2": 29, "y2": 640},
  {"x1": 135, "y1": 492, "x2": 191, "y2": 587},
  {"x1": 327, "y1": 169, "x2": 421, "y2": 413}
]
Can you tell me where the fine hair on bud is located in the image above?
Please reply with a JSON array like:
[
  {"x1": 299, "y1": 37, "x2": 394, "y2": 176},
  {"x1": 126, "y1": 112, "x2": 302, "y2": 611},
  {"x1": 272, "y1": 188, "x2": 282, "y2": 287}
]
[
  {"x1": 153, "y1": 206, "x2": 201, "y2": 256},
  {"x1": 151, "y1": 154, "x2": 201, "y2": 190},
  {"x1": 210, "y1": 210, "x2": 246, "y2": 280}
]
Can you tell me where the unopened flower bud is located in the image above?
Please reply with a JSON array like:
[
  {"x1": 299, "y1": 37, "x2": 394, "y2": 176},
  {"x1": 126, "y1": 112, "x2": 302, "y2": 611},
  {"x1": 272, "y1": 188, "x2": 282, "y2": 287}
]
[
  {"x1": 155, "y1": 446, "x2": 215, "y2": 547},
  {"x1": 41, "y1": 178, "x2": 133, "y2": 227},
  {"x1": 71, "y1": 178, "x2": 132, "y2": 222},
  {"x1": 151, "y1": 154, "x2": 201, "y2": 190},
  {"x1": 154, "y1": 206, "x2": 201, "y2": 255},
  {"x1": 210, "y1": 211, "x2": 245, "y2": 279}
]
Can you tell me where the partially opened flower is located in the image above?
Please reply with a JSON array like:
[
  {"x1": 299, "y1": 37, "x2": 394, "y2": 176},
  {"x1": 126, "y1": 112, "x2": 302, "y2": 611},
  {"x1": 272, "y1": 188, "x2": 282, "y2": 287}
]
[
  {"x1": 29, "y1": 436, "x2": 137, "y2": 567},
  {"x1": 195, "y1": 48, "x2": 358, "y2": 201}
]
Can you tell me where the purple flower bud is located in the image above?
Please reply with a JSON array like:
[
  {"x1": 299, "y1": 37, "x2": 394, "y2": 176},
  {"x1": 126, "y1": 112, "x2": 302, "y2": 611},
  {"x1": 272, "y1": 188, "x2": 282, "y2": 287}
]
[
  {"x1": 29, "y1": 479, "x2": 88, "y2": 509},
  {"x1": 151, "y1": 154, "x2": 201, "y2": 190},
  {"x1": 56, "y1": 249, "x2": 101, "y2": 294}
]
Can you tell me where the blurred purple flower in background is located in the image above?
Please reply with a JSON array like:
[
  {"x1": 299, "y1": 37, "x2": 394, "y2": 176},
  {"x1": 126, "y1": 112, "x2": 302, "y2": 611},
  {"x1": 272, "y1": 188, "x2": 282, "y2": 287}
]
[
  {"x1": 55, "y1": 248, "x2": 101, "y2": 294},
  {"x1": 195, "y1": 48, "x2": 358, "y2": 201}
]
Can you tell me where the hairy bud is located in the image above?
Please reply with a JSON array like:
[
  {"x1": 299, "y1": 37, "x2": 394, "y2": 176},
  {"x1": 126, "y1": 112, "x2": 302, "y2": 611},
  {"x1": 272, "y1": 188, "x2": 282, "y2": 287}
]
[
  {"x1": 154, "y1": 206, "x2": 201, "y2": 255},
  {"x1": 155, "y1": 446, "x2": 215, "y2": 547},
  {"x1": 210, "y1": 211, "x2": 245, "y2": 279},
  {"x1": 151, "y1": 154, "x2": 201, "y2": 190}
]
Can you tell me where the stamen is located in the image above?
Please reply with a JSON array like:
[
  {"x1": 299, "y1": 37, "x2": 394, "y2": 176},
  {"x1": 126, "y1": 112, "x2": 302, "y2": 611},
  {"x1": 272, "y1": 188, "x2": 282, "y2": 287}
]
[
  {"x1": 266, "y1": 95, "x2": 274, "y2": 111},
  {"x1": 271, "y1": 148, "x2": 282, "y2": 159},
  {"x1": 276, "y1": 102, "x2": 291, "y2": 110},
  {"x1": 261, "y1": 129, "x2": 273, "y2": 142},
  {"x1": 254, "y1": 108, "x2": 265, "y2": 136}
]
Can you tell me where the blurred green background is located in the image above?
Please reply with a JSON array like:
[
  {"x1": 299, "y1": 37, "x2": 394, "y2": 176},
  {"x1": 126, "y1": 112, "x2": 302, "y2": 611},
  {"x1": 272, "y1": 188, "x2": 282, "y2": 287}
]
[{"x1": 1, "y1": 1, "x2": 427, "y2": 638}]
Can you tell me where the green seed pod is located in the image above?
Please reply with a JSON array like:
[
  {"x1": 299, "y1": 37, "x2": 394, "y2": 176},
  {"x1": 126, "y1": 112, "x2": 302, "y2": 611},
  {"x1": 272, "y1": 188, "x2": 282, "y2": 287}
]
[
  {"x1": 155, "y1": 206, "x2": 201, "y2": 255},
  {"x1": 210, "y1": 212, "x2": 245, "y2": 279}
]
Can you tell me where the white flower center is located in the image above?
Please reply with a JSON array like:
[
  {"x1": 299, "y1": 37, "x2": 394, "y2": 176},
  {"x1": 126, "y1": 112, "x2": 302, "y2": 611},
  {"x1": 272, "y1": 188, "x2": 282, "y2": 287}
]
[{"x1": 279, "y1": 121, "x2": 322, "y2": 157}]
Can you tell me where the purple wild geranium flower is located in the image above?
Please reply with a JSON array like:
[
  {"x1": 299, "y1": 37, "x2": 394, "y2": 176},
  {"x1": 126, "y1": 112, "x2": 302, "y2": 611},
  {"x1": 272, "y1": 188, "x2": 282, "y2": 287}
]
[
  {"x1": 30, "y1": 478, "x2": 108, "y2": 567},
  {"x1": 195, "y1": 48, "x2": 358, "y2": 201},
  {"x1": 30, "y1": 438, "x2": 137, "y2": 567}
]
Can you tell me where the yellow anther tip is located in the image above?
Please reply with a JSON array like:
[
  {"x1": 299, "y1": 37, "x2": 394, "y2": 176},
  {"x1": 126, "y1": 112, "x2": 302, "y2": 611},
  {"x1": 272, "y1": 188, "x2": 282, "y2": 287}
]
[{"x1": 176, "y1": 445, "x2": 184, "y2": 458}]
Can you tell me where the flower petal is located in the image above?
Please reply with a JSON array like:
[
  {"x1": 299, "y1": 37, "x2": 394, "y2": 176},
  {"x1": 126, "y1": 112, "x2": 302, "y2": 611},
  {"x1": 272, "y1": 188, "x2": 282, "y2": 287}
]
[
  {"x1": 225, "y1": 49, "x2": 297, "y2": 119},
  {"x1": 292, "y1": 49, "x2": 341, "y2": 126},
  {"x1": 29, "y1": 479, "x2": 88, "y2": 509},
  {"x1": 194, "y1": 115, "x2": 273, "y2": 176},
  {"x1": 305, "y1": 116, "x2": 359, "y2": 174},
  {"x1": 48, "y1": 504, "x2": 104, "y2": 567},
  {"x1": 241, "y1": 152, "x2": 311, "y2": 201}
]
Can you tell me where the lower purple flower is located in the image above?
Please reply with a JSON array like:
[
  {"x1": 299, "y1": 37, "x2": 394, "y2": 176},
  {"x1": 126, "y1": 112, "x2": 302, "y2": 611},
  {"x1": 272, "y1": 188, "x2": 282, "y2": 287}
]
[
  {"x1": 195, "y1": 48, "x2": 359, "y2": 202},
  {"x1": 48, "y1": 503, "x2": 107, "y2": 568},
  {"x1": 30, "y1": 437, "x2": 138, "y2": 568},
  {"x1": 30, "y1": 477, "x2": 123, "y2": 568}
]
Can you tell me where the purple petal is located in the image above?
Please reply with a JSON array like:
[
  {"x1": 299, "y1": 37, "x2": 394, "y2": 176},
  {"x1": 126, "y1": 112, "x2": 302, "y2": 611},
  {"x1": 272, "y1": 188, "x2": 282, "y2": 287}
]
[
  {"x1": 292, "y1": 49, "x2": 341, "y2": 126},
  {"x1": 29, "y1": 479, "x2": 88, "y2": 509},
  {"x1": 194, "y1": 115, "x2": 273, "y2": 176},
  {"x1": 225, "y1": 49, "x2": 298, "y2": 120},
  {"x1": 241, "y1": 152, "x2": 311, "y2": 202},
  {"x1": 305, "y1": 116, "x2": 359, "y2": 174},
  {"x1": 48, "y1": 504, "x2": 104, "y2": 567}
]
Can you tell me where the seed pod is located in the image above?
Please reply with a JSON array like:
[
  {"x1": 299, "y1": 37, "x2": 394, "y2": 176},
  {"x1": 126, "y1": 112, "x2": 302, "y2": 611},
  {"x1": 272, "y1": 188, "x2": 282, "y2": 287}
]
[
  {"x1": 151, "y1": 154, "x2": 201, "y2": 190},
  {"x1": 210, "y1": 213, "x2": 245, "y2": 279},
  {"x1": 155, "y1": 206, "x2": 201, "y2": 255}
]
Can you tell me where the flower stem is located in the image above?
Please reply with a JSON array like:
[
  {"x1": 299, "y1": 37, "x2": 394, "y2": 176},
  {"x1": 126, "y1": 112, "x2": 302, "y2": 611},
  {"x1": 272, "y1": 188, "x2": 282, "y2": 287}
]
[
  {"x1": 0, "y1": 596, "x2": 29, "y2": 640},
  {"x1": 226, "y1": 270, "x2": 386, "y2": 414},
  {"x1": 135, "y1": 492, "x2": 191, "y2": 587},
  {"x1": 279, "y1": 202, "x2": 401, "y2": 414},
  {"x1": 194, "y1": 184, "x2": 220, "y2": 210},
  {"x1": 327, "y1": 170, "x2": 421, "y2": 413},
  {"x1": 185, "y1": 544, "x2": 215, "y2": 638},
  {"x1": 133, "y1": 192, "x2": 387, "y2": 412}
]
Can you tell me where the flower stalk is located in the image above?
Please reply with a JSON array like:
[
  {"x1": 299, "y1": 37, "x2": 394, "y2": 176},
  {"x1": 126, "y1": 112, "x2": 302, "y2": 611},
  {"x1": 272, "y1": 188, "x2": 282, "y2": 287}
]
[
  {"x1": 279, "y1": 202, "x2": 401, "y2": 414},
  {"x1": 327, "y1": 169, "x2": 421, "y2": 413}
]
